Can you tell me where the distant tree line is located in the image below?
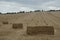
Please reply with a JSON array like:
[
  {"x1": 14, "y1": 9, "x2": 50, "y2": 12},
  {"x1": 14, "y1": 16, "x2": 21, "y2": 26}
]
[
  {"x1": 0, "y1": 9, "x2": 60, "y2": 14},
  {"x1": 34, "y1": 10, "x2": 41, "y2": 12},
  {"x1": 6, "y1": 12, "x2": 16, "y2": 14},
  {"x1": 18, "y1": 11, "x2": 25, "y2": 13},
  {"x1": 0, "y1": 12, "x2": 1, "y2": 14},
  {"x1": 48, "y1": 10, "x2": 60, "y2": 12}
]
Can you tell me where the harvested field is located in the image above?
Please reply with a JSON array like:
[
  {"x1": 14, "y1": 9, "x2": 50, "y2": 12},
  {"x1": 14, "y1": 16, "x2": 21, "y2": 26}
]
[{"x1": 0, "y1": 11, "x2": 60, "y2": 40}]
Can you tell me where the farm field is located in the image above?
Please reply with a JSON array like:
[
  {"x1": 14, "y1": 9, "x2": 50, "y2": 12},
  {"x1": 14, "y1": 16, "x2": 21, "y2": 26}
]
[{"x1": 0, "y1": 11, "x2": 60, "y2": 40}]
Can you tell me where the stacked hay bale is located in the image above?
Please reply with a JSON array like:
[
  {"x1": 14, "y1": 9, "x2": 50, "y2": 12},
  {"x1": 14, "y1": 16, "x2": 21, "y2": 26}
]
[
  {"x1": 2, "y1": 21, "x2": 8, "y2": 24},
  {"x1": 27, "y1": 26, "x2": 54, "y2": 35},
  {"x1": 12, "y1": 23, "x2": 23, "y2": 29}
]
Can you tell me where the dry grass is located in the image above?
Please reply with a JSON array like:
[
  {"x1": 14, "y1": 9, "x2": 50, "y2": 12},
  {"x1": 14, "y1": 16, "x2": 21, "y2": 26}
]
[
  {"x1": 0, "y1": 12, "x2": 60, "y2": 40},
  {"x1": 0, "y1": 31, "x2": 12, "y2": 36}
]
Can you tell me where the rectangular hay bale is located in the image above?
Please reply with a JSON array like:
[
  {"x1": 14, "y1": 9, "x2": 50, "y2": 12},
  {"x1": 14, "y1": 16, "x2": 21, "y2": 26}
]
[
  {"x1": 2, "y1": 21, "x2": 8, "y2": 24},
  {"x1": 12, "y1": 23, "x2": 23, "y2": 29},
  {"x1": 27, "y1": 26, "x2": 54, "y2": 35}
]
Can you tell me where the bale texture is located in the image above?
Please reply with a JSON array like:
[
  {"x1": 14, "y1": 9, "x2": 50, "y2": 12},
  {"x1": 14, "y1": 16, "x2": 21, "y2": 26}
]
[
  {"x1": 2, "y1": 21, "x2": 8, "y2": 24},
  {"x1": 12, "y1": 23, "x2": 23, "y2": 29},
  {"x1": 27, "y1": 26, "x2": 54, "y2": 35}
]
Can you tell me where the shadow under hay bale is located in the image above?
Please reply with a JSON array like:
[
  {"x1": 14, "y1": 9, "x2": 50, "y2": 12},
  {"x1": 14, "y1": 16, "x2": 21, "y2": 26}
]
[
  {"x1": 12, "y1": 23, "x2": 23, "y2": 29},
  {"x1": 27, "y1": 26, "x2": 54, "y2": 35},
  {"x1": 2, "y1": 21, "x2": 8, "y2": 24}
]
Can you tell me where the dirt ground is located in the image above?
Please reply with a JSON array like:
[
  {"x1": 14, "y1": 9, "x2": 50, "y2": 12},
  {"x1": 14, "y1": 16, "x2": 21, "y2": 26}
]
[{"x1": 0, "y1": 11, "x2": 60, "y2": 40}]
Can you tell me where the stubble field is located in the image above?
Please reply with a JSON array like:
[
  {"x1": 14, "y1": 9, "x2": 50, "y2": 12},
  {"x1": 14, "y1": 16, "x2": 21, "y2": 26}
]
[{"x1": 0, "y1": 11, "x2": 60, "y2": 40}]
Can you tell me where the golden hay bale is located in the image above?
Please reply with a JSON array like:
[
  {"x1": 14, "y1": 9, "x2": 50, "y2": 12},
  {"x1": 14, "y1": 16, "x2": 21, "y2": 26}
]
[
  {"x1": 27, "y1": 26, "x2": 54, "y2": 35},
  {"x1": 2, "y1": 21, "x2": 8, "y2": 24},
  {"x1": 12, "y1": 23, "x2": 23, "y2": 29}
]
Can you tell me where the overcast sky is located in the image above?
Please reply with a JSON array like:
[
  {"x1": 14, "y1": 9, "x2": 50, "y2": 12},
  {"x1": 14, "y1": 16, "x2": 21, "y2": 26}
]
[{"x1": 0, "y1": 0, "x2": 60, "y2": 13}]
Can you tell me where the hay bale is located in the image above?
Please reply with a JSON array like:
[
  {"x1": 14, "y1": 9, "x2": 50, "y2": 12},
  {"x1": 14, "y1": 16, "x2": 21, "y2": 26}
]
[
  {"x1": 2, "y1": 21, "x2": 8, "y2": 24},
  {"x1": 27, "y1": 26, "x2": 54, "y2": 35},
  {"x1": 12, "y1": 23, "x2": 23, "y2": 29}
]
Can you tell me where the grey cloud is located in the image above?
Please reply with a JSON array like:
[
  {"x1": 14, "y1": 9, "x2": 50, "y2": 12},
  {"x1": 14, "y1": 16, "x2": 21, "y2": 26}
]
[
  {"x1": 0, "y1": 0, "x2": 54, "y2": 5},
  {"x1": 0, "y1": 0, "x2": 60, "y2": 13}
]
